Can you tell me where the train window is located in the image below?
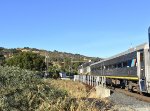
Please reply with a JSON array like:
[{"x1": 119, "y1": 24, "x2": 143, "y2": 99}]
[
  {"x1": 112, "y1": 64, "x2": 115, "y2": 68},
  {"x1": 108, "y1": 65, "x2": 110, "y2": 70},
  {"x1": 109, "y1": 65, "x2": 112, "y2": 69},
  {"x1": 140, "y1": 53, "x2": 144, "y2": 62},
  {"x1": 108, "y1": 65, "x2": 111, "y2": 70},
  {"x1": 127, "y1": 60, "x2": 132, "y2": 67},
  {"x1": 108, "y1": 65, "x2": 111, "y2": 69},
  {"x1": 118, "y1": 63, "x2": 122, "y2": 68},
  {"x1": 127, "y1": 59, "x2": 137, "y2": 67},
  {"x1": 113, "y1": 64, "x2": 117, "y2": 68},
  {"x1": 105, "y1": 66, "x2": 108, "y2": 70},
  {"x1": 123, "y1": 61, "x2": 128, "y2": 67},
  {"x1": 131, "y1": 59, "x2": 137, "y2": 67}
]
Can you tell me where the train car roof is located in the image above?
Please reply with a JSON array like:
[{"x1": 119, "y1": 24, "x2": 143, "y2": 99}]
[{"x1": 91, "y1": 43, "x2": 148, "y2": 66}]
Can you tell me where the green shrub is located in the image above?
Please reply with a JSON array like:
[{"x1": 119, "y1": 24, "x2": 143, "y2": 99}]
[{"x1": 0, "y1": 66, "x2": 68, "y2": 111}]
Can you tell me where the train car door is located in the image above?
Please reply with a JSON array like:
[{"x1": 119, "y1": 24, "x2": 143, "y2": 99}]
[
  {"x1": 137, "y1": 51, "x2": 147, "y2": 92},
  {"x1": 144, "y1": 46, "x2": 150, "y2": 93},
  {"x1": 140, "y1": 52, "x2": 145, "y2": 79}
]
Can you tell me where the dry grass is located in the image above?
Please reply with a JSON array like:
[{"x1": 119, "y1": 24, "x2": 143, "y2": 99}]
[
  {"x1": 44, "y1": 79, "x2": 113, "y2": 111},
  {"x1": 45, "y1": 79, "x2": 89, "y2": 98}
]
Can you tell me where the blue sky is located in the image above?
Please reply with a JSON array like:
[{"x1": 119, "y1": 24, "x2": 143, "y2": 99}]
[{"x1": 0, "y1": 0, "x2": 150, "y2": 57}]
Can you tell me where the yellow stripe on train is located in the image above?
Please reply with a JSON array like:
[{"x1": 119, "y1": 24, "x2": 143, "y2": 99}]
[{"x1": 100, "y1": 76, "x2": 139, "y2": 80}]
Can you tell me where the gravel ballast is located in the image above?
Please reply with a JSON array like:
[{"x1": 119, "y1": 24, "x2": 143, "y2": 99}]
[{"x1": 109, "y1": 92, "x2": 150, "y2": 111}]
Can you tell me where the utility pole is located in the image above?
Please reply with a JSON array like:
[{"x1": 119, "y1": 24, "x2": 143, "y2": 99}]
[
  {"x1": 45, "y1": 52, "x2": 49, "y2": 77},
  {"x1": 64, "y1": 59, "x2": 66, "y2": 71},
  {"x1": 70, "y1": 57, "x2": 72, "y2": 76},
  {"x1": 68, "y1": 57, "x2": 73, "y2": 77}
]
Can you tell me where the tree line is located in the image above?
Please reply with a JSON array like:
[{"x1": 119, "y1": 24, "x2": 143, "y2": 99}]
[{"x1": 3, "y1": 52, "x2": 81, "y2": 78}]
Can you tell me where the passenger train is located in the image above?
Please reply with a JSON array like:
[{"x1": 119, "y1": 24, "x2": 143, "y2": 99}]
[{"x1": 78, "y1": 27, "x2": 150, "y2": 94}]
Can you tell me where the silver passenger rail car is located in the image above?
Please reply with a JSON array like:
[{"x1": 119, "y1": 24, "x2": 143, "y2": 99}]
[
  {"x1": 90, "y1": 43, "x2": 150, "y2": 93},
  {"x1": 76, "y1": 27, "x2": 150, "y2": 94}
]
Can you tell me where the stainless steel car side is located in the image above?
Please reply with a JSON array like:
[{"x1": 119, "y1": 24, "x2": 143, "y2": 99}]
[{"x1": 77, "y1": 27, "x2": 150, "y2": 94}]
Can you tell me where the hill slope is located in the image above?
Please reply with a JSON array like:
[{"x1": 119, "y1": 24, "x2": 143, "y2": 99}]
[{"x1": 0, "y1": 47, "x2": 102, "y2": 74}]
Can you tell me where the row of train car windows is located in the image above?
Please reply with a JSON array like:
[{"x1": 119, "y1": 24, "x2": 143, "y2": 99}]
[
  {"x1": 91, "y1": 59, "x2": 137, "y2": 71},
  {"x1": 105, "y1": 59, "x2": 137, "y2": 69}
]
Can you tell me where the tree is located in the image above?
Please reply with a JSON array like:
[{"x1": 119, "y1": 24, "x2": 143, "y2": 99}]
[
  {"x1": 0, "y1": 54, "x2": 5, "y2": 65},
  {"x1": 48, "y1": 65, "x2": 60, "y2": 79},
  {"x1": 6, "y1": 52, "x2": 46, "y2": 71},
  {"x1": 0, "y1": 47, "x2": 4, "y2": 52}
]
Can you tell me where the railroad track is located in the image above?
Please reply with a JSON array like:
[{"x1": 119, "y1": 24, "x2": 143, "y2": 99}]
[
  {"x1": 111, "y1": 88, "x2": 150, "y2": 103},
  {"x1": 84, "y1": 83, "x2": 150, "y2": 103}
]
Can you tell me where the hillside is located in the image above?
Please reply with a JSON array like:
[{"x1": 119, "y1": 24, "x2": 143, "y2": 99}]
[
  {"x1": 0, "y1": 47, "x2": 101, "y2": 61},
  {"x1": 17, "y1": 47, "x2": 101, "y2": 62},
  {"x1": 0, "y1": 47, "x2": 102, "y2": 74}
]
